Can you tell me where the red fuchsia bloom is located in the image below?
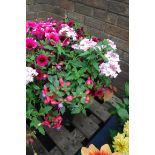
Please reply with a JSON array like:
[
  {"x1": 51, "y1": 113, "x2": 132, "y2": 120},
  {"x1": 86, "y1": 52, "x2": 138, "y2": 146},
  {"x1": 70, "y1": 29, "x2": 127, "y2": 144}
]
[
  {"x1": 85, "y1": 90, "x2": 91, "y2": 95},
  {"x1": 86, "y1": 77, "x2": 93, "y2": 85},
  {"x1": 52, "y1": 116, "x2": 63, "y2": 129},
  {"x1": 42, "y1": 120, "x2": 51, "y2": 128},
  {"x1": 94, "y1": 88, "x2": 104, "y2": 97},
  {"x1": 59, "y1": 36, "x2": 70, "y2": 46},
  {"x1": 36, "y1": 70, "x2": 43, "y2": 80},
  {"x1": 85, "y1": 96, "x2": 90, "y2": 104},
  {"x1": 44, "y1": 96, "x2": 53, "y2": 104},
  {"x1": 66, "y1": 96, "x2": 75, "y2": 102},
  {"x1": 66, "y1": 82, "x2": 71, "y2": 87},
  {"x1": 36, "y1": 54, "x2": 48, "y2": 66},
  {"x1": 59, "y1": 78, "x2": 64, "y2": 87},
  {"x1": 26, "y1": 37, "x2": 38, "y2": 51},
  {"x1": 50, "y1": 99, "x2": 61, "y2": 105},
  {"x1": 68, "y1": 19, "x2": 74, "y2": 27}
]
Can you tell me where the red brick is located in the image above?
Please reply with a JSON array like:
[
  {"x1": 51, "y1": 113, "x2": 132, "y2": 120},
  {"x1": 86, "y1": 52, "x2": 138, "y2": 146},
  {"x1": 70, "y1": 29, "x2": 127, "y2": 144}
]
[
  {"x1": 93, "y1": 9, "x2": 106, "y2": 21},
  {"x1": 105, "y1": 24, "x2": 129, "y2": 41},
  {"x1": 72, "y1": 0, "x2": 107, "y2": 10},
  {"x1": 85, "y1": 16, "x2": 105, "y2": 31},
  {"x1": 59, "y1": 0, "x2": 74, "y2": 11},
  {"x1": 75, "y1": 3, "x2": 94, "y2": 16},
  {"x1": 67, "y1": 11, "x2": 84, "y2": 23},
  {"x1": 108, "y1": 1, "x2": 128, "y2": 16},
  {"x1": 117, "y1": 16, "x2": 129, "y2": 30},
  {"x1": 51, "y1": 6, "x2": 66, "y2": 17},
  {"x1": 106, "y1": 12, "x2": 118, "y2": 25}
]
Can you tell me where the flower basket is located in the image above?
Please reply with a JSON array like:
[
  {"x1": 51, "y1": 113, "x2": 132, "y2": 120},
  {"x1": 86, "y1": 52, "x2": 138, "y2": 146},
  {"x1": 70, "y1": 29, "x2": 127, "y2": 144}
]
[{"x1": 26, "y1": 17, "x2": 121, "y2": 137}]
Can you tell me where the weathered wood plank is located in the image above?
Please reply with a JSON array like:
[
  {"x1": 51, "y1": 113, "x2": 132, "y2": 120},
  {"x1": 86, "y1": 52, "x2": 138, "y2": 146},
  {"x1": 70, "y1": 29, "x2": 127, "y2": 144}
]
[
  {"x1": 89, "y1": 114, "x2": 102, "y2": 125},
  {"x1": 72, "y1": 114, "x2": 99, "y2": 139},
  {"x1": 107, "y1": 95, "x2": 122, "y2": 106},
  {"x1": 90, "y1": 100, "x2": 111, "y2": 122},
  {"x1": 45, "y1": 126, "x2": 82, "y2": 155},
  {"x1": 49, "y1": 146, "x2": 63, "y2": 155},
  {"x1": 34, "y1": 138, "x2": 49, "y2": 155}
]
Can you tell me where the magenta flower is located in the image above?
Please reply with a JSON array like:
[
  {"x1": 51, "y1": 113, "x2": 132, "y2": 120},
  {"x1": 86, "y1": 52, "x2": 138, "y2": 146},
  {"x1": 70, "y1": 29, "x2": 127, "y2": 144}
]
[
  {"x1": 36, "y1": 70, "x2": 43, "y2": 80},
  {"x1": 36, "y1": 54, "x2": 48, "y2": 66},
  {"x1": 45, "y1": 32, "x2": 60, "y2": 44},
  {"x1": 66, "y1": 96, "x2": 75, "y2": 102},
  {"x1": 26, "y1": 37, "x2": 38, "y2": 51},
  {"x1": 86, "y1": 77, "x2": 93, "y2": 85}
]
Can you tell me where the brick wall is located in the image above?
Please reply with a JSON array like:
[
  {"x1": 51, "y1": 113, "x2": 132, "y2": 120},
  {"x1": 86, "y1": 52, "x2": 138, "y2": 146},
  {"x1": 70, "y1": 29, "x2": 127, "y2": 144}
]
[{"x1": 26, "y1": 0, "x2": 129, "y2": 95}]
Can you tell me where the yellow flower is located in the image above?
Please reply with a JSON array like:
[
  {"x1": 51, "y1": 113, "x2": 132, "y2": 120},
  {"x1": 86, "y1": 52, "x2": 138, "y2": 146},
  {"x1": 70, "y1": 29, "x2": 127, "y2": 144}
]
[
  {"x1": 123, "y1": 120, "x2": 129, "y2": 137},
  {"x1": 112, "y1": 133, "x2": 129, "y2": 154},
  {"x1": 81, "y1": 144, "x2": 124, "y2": 155}
]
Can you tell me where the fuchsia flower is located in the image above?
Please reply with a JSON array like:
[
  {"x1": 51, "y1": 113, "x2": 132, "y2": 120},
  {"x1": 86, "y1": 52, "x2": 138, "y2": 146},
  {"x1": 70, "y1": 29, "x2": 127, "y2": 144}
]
[
  {"x1": 36, "y1": 54, "x2": 48, "y2": 66},
  {"x1": 86, "y1": 77, "x2": 93, "y2": 85},
  {"x1": 66, "y1": 82, "x2": 71, "y2": 87},
  {"x1": 66, "y1": 96, "x2": 75, "y2": 102},
  {"x1": 85, "y1": 96, "x2": 90, "y2": 104},
  {"x1": 52, "y1": 116, "x2": 63, "y2": 129},
  {"x1": 59, "y1": 78, "x2": 64, "y2": 87},
  {"x1": 26, "y1": 37, "x2": 38, "y2": 50},
  {"x1": 50, "y1": 100, "x2": 61, "y2": 105},
  {"x1": 94, "y1": 88, "x2": 104, "y2": 97},
  {"x1": 85, "y1": 90, "x2": 91, "y2": 95}
]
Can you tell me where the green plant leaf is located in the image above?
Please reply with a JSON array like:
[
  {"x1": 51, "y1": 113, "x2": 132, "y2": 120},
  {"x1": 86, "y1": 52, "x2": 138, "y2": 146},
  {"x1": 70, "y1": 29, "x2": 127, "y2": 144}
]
[{"x1": 117, "y1": 108, "x2": 129, "y2": 122}]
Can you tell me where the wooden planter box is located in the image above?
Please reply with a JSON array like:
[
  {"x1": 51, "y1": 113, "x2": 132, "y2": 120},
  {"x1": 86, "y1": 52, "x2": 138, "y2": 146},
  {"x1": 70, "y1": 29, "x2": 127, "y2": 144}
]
[{"x1": 26, "y1": 96, "x2": 121, "y2": 155}]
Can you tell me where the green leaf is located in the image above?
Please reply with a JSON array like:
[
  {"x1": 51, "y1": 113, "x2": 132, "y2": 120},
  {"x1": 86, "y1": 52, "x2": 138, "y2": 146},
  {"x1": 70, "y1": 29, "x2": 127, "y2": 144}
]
[
  {"x1": 48, "y1": 75, "x2": 53, "y2": 83},
  {"x1": 33, "y1": 85, "x2": 40, "y2": 90},
  {"x1": 60, "y1": 106, "x2": 66, "y2": 115},
  {"x1": 79, "y1": 51, "x2": 90, "y2": 57},
  {"x1": 117, "y1": 108, "x2": 129, "y2": 122},
  {"x1": 125, "y1": 82, "x2": 129, "y2": 97},
  {"x1": 92, "y1": 61, "x2": 99, "y2": 71},
  {"x1": 71, "y1": 106, "x2": 82, "y2": 114},
  {"x1": 44, "y1": 45, "x2": 54, "y2": 50},
  {"x1": 38, "y1": 126, "x2": 45, "y2": 135}
]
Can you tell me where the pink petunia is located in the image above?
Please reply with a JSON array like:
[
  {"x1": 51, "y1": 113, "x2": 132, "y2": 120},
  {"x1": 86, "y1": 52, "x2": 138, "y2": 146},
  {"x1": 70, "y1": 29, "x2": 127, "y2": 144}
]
[
  {"x1": 36, "y1": 70, "x2": 43, "y2": 80},
  {"x1": 26, "y1": 37, "x2": 38, "y2": 51},
  {"x1": 36, "y1": 54, "x2": 48, "y2": 66}
]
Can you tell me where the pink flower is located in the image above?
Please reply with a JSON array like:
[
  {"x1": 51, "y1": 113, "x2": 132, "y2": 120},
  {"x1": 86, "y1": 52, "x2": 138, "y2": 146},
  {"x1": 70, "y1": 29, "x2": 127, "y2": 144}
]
[
  {"x1": 43, "y1": 74, "x2": 48, "y2": 80},
  {"x1": 85, "y1": 96, "x2": 90, "y2": 104},
  {"x1": 59, "y1": 78, "x2": 64, "y2": 87},
  {"x1": 26, "y1": 37, "x2": 38, "y2": 50},
  {"x1": 66, "y1": 96, "x2": 75, "y2": 102},
  {"x1": 66, "y1": 82, "x2": 71, "y2": 87},
  {"x1": 52, "y1": 116, "x2": 63, "y2": 129},
  {"x1": 94, "y1": 88, "x2": 104, "y2": 97},
  {"x1": 36, "y1": 70, "x2": 43, "y2": 80},
  {"x1": 36, "y1": 54, "x2": 48, "y2": 66},
  {"x1": 42, "y1": 120, "x2": 51, "y2": 128},
  {"x1": 85, "y1": 90, "x2": 91, "y2": 95},
  {"x1": 50, "y1": 100, "x2": 61, "y2": 105},
  {"x1": 45, "y1": 32, "x2": 60, "y2": 44},
  {"x1": 86, "y1": 77, "x2": 93, "y2": 85}
]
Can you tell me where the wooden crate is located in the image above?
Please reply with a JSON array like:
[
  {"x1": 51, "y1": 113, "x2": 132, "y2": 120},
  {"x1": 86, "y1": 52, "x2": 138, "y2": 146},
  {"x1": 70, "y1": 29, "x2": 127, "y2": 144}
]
[{"x1": 26, "y1": 96, "x2": 120, "y2": 155}]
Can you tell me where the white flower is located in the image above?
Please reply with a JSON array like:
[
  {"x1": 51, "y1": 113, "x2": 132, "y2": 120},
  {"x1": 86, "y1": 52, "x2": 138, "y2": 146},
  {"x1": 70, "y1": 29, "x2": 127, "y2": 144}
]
[
  {"x1": 105, "y1": 51, "x2": 120, "y2": 62},
  {"x1": 107, "y1": 39, "x2": 117, "y2": 50},
  {"x1": 99, "y1": 61, "x2": 121, "y2": 78},
  {"x1": 72, "y1": 38, "x2": 97, "y2": 51},
  {"x1": 59, "y1": 24, "x2": 77, "y2": 40},
  {"x1": 26, "y1": 67, "x2": 38, "y2": 85}
]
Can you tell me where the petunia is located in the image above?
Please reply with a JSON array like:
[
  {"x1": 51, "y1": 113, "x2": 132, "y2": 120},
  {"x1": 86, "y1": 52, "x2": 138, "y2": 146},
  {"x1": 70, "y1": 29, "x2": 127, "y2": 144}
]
[
  {"x1": 81, "y1": 144, "x2": 124, "y2": 155},
  {"x1": 36, "y1": 54, "x2": 48, "y2": 66},
  {"x1": 26, "y1": 37, "x2": 38, "y2": 51}
]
